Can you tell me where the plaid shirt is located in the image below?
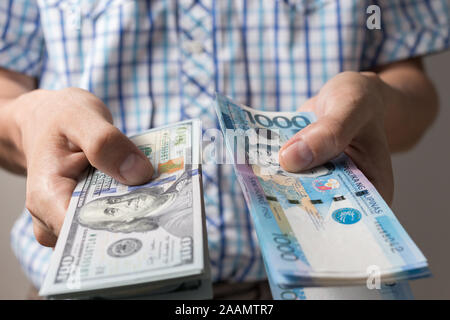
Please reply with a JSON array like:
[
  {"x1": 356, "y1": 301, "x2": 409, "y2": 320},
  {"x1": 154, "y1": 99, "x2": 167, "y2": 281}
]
[{"x1": 2, "y1": 0, "x2": 449, "y2": 289}]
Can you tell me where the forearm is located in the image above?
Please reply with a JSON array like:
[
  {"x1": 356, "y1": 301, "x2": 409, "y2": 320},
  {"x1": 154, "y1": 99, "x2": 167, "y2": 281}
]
[
  {"x1": 375, "y1": 58, "x2": 439, "y2": 152},
  {"x1": 0, "y1": 68, "x2": 36, "y2": 174}
]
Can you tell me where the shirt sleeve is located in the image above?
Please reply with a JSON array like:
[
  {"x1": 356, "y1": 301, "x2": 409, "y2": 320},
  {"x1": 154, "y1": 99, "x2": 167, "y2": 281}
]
[
  {"x1": 360, "y1": 0, "x2": 450, "y2": 69},
  {"x1": 0, "y1": 0, "x2": 45, "y2": 77}
]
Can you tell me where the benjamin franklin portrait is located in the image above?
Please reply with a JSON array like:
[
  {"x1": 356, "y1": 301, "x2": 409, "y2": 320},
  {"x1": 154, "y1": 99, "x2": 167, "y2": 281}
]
[{"x1": 77, "y1": 170, "x2": 193, "y2": 238}]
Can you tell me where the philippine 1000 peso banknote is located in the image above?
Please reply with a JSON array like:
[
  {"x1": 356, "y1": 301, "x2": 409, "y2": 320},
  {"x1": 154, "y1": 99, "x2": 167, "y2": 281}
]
[
  {"x1": 266, "y1": 264, "x2": 414, "y2": 300},
  {"x1": 40, "y1": 120, "x2": 211, "y2": 299},
  {"x1": 214, "y1": 93, "x2": 429, "y2": 288},
  {"x1": 264, "y1": 259, "x2": 414, "y2": 300}
]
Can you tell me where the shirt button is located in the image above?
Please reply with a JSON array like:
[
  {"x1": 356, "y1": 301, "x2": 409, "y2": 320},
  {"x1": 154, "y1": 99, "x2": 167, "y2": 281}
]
[{"x1": 185, "y1": 40, "x2": 204, "y2": 54}]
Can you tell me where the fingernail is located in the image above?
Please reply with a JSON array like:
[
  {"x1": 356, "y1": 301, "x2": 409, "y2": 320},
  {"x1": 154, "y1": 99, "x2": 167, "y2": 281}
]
[
  {"x1": 280, "y1": 139, "x2": 313, "y2": 172},
  {"x1": 120, "y1": 153, "x2": 152, "y2": 184}
]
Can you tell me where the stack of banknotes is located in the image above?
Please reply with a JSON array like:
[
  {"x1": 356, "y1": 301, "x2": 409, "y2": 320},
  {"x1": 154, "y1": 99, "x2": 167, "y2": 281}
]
[
  {"x1": 267, "y1": 268, "x2": 414, "y2": 300},
  {"x1": 214, "y1": 93, "x2": 430, "y2": 299},
  {"x1": 40, "y1": 120, "x2": 212, "y2": 299}
]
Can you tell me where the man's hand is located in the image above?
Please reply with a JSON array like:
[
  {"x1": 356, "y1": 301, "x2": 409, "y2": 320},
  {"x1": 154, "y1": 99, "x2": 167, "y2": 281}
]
[
  {"x1": 6, "y1": 88, "x2": 154, "y2": 247},
  {"x1": 279, "y1": 72, "x2": 394, "y2": 204}
]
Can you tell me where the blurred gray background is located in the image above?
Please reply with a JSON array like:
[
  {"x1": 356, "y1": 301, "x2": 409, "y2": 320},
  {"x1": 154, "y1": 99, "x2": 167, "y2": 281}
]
[{"x1": 0, "y1": 51, "x2": 449, "y2": 299}]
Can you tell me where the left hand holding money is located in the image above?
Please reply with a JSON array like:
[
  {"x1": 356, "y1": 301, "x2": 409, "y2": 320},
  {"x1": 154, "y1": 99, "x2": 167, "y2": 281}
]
[{"x1": 279, "y1": 71, "x2": 394, "y2": 204}]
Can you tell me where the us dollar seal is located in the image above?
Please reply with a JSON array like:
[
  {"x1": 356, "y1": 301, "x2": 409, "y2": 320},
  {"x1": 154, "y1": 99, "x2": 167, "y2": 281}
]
[{"x1": 107, "y1": 238, "x2": 142, "y2": 258}]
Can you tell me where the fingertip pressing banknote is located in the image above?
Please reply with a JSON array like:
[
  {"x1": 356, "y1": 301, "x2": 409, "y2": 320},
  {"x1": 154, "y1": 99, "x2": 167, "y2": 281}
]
[
  {"x1": 213, "y1": 93, "x2": 429, "y2": 297},
  {"x1": 40, "y1": 120, "x2": 212, "y2": 299}
]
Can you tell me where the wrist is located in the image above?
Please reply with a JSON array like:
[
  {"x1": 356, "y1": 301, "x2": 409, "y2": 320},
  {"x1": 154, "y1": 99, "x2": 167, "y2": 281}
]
[
  {"x1": 0, "y1": 90, "x2": 44, "y2": 166},
  {"x1": 0, "y1": 95, "x2": 28, "y2": 172}
]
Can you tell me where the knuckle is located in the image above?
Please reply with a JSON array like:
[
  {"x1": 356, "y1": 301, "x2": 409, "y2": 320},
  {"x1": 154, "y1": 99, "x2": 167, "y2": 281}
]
[
  {"x1": 60, "y1": 87, "x2": 90, "y2": 98},
  {"x1": 60, "y1": 87, "x2": 110, "y2": 116},
  {"x1": 25, "y1": 189, "x2": 40, "y2": 215},
  {"x1": 33, "y1": 225, "x2": 46, "y2": 244},
  {"x1": 320, "y1": 119, "x2": 347, "y2": 152},
  {"x1": 339, "y1": 71, "x2": 359, "y2": 78},
  {"x1": 93, "y1": 103, "x2": 113, "y2": 122},
  {"x1": 87, "y1": 126, "x2": 121, "y2": 158},
  {"x1": 329, "y1": 125, "x2": 346, "y2": 151},
  {"x1": 33, "y1": 224, "x2": 54, "y2": 247}
]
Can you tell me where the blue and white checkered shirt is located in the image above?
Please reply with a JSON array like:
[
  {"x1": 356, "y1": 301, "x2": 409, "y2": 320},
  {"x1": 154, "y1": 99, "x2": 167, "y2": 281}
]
[{"x1": 2, "y1": 0, "x2": 449, "y2": 289}]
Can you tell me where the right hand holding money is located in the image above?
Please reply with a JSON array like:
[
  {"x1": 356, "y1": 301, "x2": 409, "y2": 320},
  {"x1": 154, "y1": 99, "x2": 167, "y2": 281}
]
[
  {"x1": 214, "y1": 93, "x2": 429, "y2": 290},
  {"x1": 7, "y1": 88, "x2": 154, "y2": 247},
  {"x1": 279, "y1": 71, "x2": 394, "y2": 204}
]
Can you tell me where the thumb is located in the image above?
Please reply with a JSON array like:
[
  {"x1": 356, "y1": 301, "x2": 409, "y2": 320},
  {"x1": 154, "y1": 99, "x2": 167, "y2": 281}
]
[
  {"x1": 65, "y1": 121, "x2": 154, "y2": 185},
  {"x1": 279, "y1": 116, "x2": 358, "y2": 172}
]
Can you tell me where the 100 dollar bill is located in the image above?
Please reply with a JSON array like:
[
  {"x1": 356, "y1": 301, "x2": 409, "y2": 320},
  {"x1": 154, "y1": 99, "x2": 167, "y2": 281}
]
[
  {"x1": 214, "y1": 93, "x2": 429, "y2": 287},
  {"x1": 40, "y1": 120, "x2": 208, "y2": 298}
]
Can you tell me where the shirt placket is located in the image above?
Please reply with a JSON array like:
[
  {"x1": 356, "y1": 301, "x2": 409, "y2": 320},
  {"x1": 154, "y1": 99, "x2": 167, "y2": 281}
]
[{"x1": 178, "y1": 0, "x2": 216, "y2": 129}]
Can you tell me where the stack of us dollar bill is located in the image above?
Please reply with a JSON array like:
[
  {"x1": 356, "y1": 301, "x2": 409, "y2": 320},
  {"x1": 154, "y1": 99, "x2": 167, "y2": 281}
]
[
  {"x1": 214, "y1": 93, "x2": 429, "y2": 300},
  {"x1": 40, "y1": 120, "x2": 212, "y2": 299}
]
